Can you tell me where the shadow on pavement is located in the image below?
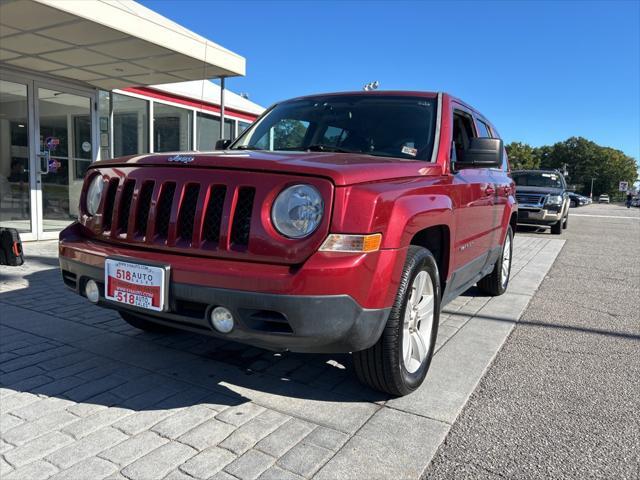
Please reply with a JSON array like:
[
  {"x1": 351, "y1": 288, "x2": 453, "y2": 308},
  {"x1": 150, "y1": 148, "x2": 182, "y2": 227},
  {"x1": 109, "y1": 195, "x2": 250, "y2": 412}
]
[{"x1": 1, "y1": 265, "x2": 389, "y2": 416}]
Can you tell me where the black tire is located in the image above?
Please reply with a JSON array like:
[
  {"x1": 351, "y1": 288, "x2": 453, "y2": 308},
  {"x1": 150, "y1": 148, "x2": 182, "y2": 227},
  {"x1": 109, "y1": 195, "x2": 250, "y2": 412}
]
[
  {"x1": 562, "y1": 213, "x2": 569, "y2": 229},
  {"x1": 477, "y1": 226, "x2": 513, "y2": 296},
  {"x1": 353, "y1": 246, "x2": 440, "y2": 396},
  {"x1": 119, "y1": 311, "x2": 175, "y2": 333},
  {"x1": 551, "y1": 218, "x2": 562, "y2": 235}
]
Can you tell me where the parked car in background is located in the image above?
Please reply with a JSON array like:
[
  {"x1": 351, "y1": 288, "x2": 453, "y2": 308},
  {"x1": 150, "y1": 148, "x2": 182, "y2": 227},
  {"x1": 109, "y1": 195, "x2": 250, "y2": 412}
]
[
  {"x1": 599, "y1": 194, "x2": 610, "y2": 204},
  {"x1": 58, "y1": 91, "x2": 518, "y2": 396},
  {"x1": 513, "y1": 169, "x2": 570, "y2": 234},
  {"x1": 631, "y1": 196, "x2": 640, "y2": 207},
  {"x1": 568, "y1": 192, "x2": 588, "y2": 208}
]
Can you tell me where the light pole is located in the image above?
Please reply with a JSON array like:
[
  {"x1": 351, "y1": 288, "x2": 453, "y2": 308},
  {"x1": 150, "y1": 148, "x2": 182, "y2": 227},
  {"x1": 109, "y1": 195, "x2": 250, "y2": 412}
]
[{"x1": 590, "y1": 177, "x2": 595, "y2": 199}]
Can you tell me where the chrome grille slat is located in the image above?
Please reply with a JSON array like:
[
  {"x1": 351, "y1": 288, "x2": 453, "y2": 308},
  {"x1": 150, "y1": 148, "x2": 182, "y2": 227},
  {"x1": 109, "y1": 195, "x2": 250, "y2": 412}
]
[{"x1": 516, "y1": 193, "x2": 545, "y2": 206}]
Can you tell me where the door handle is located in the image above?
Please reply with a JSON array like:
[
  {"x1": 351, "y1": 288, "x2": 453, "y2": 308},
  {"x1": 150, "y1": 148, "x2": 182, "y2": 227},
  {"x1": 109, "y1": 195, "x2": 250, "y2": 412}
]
[{"x1": 36, "y1": 151, "x2": 50, "y2": 175}]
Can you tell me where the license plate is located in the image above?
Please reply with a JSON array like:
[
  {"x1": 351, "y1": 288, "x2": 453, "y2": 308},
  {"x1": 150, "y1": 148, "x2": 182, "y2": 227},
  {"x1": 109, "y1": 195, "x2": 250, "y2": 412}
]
[{"x1": 104, "y1": 259, "x2": 168, "y2": 312}]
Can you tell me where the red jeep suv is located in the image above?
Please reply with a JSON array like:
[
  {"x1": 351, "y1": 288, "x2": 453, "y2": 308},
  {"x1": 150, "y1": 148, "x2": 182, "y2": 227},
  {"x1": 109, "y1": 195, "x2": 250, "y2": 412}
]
[{"x1": 59, "y1": 92, "x2": 517, "y2": 396}]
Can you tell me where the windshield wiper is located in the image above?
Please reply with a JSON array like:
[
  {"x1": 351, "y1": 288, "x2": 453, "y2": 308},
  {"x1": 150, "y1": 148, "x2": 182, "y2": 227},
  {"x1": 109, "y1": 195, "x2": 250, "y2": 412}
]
[
  {"x1": 234, "y1": 145, "x2": 265, "y2": 150},
  {"x1": 306, "y1": 144, "x2": 359, "y2": 154}
]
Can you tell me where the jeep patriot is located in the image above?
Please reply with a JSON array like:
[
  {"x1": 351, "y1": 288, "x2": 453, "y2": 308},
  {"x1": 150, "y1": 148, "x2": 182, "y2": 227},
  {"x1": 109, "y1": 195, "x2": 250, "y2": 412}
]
[{"x1": 59, "y1": 92, "x2": 518, "y2": 396}]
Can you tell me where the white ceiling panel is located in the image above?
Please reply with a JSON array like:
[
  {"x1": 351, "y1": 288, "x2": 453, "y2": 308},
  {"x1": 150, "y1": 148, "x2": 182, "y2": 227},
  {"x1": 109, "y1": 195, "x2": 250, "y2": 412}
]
[
  {"x1": 90, "y1": 78, "x2": 137, "y2": 90},
  {"x1": 89, "y1": 38, "x2": 171, "y2": 60},
  {"x1": 87, "y1": 62, "x2": 150, "y2": 77},
  {"x1": 5, "y1": 55, "x2": 66, "y2": 71},
  {"x1": 134, "y1": 53, "x2": 203, "y2": 71},
  {"x1": 45, "y1": 48, "x2": 116, "y2": 67},
  {"x1": 1, "y1": 33, "x2": 71, "y2": 54},
  {"x1": 0, "y1": 49, "x2": 21, "y2": 61},
  {"x1": 124, "y1": 72, "x2": 183, "y2": 85},
  {"x1": 0, "y1": 0, "x2": 76, "y2": 30},
  {"x1": 0, "y1": 24, "x2": 20, "y2": 37},
  {"x1": 38, "y1": 20, "x2": 128, "y2": 45},
  {"x1": 49, "y1": 67, "x2": 106, "y2": 82}
]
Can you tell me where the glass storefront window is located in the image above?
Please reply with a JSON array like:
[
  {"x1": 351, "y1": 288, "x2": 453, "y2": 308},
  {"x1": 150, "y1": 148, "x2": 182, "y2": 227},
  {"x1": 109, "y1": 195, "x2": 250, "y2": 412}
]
[
  {"x1": 196, "y1": 112, "x2": 236, "y2": 150},
  {"x1": 154, "y1": 103, "x2": 192, "y2": 152},
  {"x1": 238, "y1": 121, "x2": 251, "y2": 135},
  {"x1": 0, "y1": 80, "x2": 31, "y2": 233},
  {"x1": 38, "y1": 87, "x2": 92, "y2": 232},
  {"x1": 113, "y1": 93, "x2": 149, "y2": 157}
]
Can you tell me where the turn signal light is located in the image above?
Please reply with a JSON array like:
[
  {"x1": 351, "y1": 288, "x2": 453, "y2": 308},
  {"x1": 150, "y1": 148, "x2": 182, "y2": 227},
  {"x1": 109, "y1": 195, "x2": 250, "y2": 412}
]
[{"x1": 319, "y1": 233, "x2": 382, "y2": 253}]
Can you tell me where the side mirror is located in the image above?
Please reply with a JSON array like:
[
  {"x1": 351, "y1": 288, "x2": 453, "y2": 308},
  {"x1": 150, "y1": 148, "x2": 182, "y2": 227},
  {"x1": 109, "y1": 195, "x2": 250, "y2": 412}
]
[
  {"x1": 215, "y1": 139, "x2": 232, "y2": 150},
  {"x1": 456, "y1": 138, "x2": 503, "y2": 169}
]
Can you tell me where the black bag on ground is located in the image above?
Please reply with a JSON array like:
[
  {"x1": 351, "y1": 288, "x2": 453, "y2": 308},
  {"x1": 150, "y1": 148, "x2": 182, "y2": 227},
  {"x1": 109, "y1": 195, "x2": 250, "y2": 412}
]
[{"x1": 0, "y1": 228, "x2": 24, "y2": 266}]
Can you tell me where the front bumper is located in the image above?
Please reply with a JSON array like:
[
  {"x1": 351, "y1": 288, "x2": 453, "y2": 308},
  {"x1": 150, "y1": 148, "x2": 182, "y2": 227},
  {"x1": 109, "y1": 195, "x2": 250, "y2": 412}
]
[
  {"x1": 59, "y1": 224, "x2": 397, "y2": 353},
  {"x1": 516, "y1": 207, "x2": 562, "y2": 226}
]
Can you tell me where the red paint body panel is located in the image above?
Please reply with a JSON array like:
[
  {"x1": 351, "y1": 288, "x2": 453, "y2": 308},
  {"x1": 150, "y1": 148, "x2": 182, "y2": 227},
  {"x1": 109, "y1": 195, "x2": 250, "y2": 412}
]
[{"x1": 61, "y1": 91, "x2": 517, "y2": 315}]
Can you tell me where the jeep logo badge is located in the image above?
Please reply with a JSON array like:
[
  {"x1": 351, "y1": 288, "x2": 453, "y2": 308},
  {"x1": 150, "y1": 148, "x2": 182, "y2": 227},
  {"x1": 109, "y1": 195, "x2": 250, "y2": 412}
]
[{"x1": 167, "y1": 155, "x2": 194, "y2": 164}]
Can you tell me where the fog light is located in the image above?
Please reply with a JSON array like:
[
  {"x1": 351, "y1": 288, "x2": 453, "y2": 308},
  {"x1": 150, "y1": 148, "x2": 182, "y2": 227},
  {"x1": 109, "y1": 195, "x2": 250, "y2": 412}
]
[
  {"x1": 210, "y1": 306, "x2": 234, "y2": 333},
  {"x1": 85, "y1": 280, "x2": 99, "y2": 304}
]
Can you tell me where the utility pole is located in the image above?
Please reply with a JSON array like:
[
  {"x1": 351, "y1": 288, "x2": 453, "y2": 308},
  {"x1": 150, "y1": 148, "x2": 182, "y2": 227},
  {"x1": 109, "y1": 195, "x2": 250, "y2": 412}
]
[{"x1": 590, "y1": 177, "x2": 595, "y2": 198}]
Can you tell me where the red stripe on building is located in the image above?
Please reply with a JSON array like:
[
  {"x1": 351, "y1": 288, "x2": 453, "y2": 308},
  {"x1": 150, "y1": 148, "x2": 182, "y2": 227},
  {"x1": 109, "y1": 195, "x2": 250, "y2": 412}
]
[{"x1": 123, "y1": 87, "x2": 259, "y2": 122}]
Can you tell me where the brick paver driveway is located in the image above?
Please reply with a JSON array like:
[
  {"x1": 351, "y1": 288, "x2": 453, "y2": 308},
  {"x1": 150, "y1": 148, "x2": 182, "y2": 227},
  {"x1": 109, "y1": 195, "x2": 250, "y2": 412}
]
[{"x1": 1, "y1": 237, "x2": 562, "y2": 480}]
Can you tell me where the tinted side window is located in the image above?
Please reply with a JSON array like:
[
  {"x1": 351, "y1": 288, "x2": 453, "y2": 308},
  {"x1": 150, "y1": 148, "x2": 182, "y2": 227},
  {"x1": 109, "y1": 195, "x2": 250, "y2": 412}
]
[
  {"x1": 452, "y1": 111, "x2": 476, "y2": 161},
  {"x1": 476, "y1": 119, "x2": 491, "y2": 138}
]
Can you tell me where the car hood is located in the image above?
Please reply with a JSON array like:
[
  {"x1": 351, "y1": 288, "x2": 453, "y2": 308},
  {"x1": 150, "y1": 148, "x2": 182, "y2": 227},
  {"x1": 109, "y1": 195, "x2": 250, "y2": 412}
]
[
  {"x1": 94, "y1": 150, "x2": 443, "y2": 186},
  {"x1": 515, "y1": 186, "x2": 564, "y2": 195}
]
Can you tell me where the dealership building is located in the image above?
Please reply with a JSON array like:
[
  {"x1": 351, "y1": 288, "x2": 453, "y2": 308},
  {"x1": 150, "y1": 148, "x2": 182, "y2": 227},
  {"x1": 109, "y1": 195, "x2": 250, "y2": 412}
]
[{"x1": 0, "y1": 0, "x2": 264, "y2": 241}]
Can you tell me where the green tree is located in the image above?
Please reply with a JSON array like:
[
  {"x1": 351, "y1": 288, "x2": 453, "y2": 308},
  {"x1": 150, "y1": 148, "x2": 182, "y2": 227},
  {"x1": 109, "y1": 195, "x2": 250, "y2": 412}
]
[
  {"x1": 505, "y1": 142, "x2": 541, "y2": 170},
  {"x1": 540, "y1": 137, "x2": 638, "y2": 196}
]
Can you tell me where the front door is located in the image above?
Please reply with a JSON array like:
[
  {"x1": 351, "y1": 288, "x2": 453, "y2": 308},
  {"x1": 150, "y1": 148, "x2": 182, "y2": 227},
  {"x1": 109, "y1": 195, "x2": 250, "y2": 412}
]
[
  {"x1": 0, "y1": 75, "x2": 96, "y2": 240},
  {"x1": 34, "y1": 83, "x2": 95, "y2": 239},
  {"x1": 0, "y1": 77, "x2": 34, "y2": 239}
]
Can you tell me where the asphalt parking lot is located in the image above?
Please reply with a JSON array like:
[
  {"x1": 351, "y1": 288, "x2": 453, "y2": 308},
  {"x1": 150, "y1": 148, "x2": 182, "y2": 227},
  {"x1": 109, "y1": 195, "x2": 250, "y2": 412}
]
[
  {"x1": 425, "y1": 202, "x2": 640, "y2": 479},
  {"x1": 0, "y1": 203, "x2": 637, "y2": 480}
]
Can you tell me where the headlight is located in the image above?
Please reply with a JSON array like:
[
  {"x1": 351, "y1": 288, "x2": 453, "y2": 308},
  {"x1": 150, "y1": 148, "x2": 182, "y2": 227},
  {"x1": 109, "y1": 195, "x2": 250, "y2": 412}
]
[
  {"x1": 85, "y1": 175, "x2": 104, "y2": 216},
  {"x1": 271, "y1": 184, "x2": 324, "y2": 238},
  {"x1": 545, "y1": 195, "x2": 563, "y2": 205}
]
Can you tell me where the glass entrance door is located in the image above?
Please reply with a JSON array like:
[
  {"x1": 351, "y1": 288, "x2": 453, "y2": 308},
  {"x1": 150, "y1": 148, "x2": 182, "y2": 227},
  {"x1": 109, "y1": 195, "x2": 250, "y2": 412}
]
[
  {"x1": 36, "y1": 85, "x2": 94, "y2": 237},
  {"x1": 0, "y1": 79, "x2": 33, "y2": 238}
]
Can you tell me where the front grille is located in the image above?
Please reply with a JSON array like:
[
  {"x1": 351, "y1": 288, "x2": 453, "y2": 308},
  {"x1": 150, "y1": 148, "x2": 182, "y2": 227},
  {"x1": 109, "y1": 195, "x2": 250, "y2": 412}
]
[
  {"x1": 202, "y1": 186, "x2": 226, "y2": 244},
  {"x1": 231, "y1": 187, "x2": 255, "y2": 247},
  {"x1": 156, "y1": 183, "x2": 176, "y2": 239},
  {"x1": 118, "y1": 180, "x2": 135, "y2": 234},
  {"x1": 177, "y1": 184, "x2": 200, "y2": 243},
  {"x1": 516, "y1": 193, "x2": 545, "y2": 206},
  {"x1": 135, "y1": 181, "x2": 154, "y2": 238},
  {"x1": 102, "y1": 179, "x2": 119, "y2": 231},
  {"x1": 89, "y1": 166, "x2": 328, "y2": 263}
]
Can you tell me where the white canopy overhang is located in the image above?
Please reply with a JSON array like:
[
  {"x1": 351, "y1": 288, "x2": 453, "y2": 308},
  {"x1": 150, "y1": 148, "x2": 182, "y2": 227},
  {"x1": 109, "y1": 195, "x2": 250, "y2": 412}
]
[{"x1": 0, "y1": 0, "x2": 246, "y2": 90}]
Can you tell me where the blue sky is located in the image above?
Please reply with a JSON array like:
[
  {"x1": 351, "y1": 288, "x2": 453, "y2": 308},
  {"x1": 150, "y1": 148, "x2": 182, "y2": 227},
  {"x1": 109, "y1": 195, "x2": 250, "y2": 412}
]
[{"x1": 141, "y1": 0, "x2": 640, "y2": 160}]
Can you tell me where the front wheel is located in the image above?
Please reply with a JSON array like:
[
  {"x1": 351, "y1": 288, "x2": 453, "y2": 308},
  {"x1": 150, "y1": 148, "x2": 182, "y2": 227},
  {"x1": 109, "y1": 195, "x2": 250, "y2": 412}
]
[
  {"x1": 562, "y1": 213, "x2": 569, "y2": 229},
  {"x1": 477, "y1": 226, "x2": 513, "y2": 296},
  {"x1": 551, "y1": 219, "x2": 563, "y2": 235},
  {"x1": 353, "y1": 246, "x2": 440, "y2": 396}
]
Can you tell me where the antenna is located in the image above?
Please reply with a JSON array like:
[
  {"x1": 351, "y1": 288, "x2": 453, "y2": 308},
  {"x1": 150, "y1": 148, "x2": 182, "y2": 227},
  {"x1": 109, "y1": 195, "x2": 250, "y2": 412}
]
[{"x1": 363, "y1": 80, "x2": 379, "y2": 91}]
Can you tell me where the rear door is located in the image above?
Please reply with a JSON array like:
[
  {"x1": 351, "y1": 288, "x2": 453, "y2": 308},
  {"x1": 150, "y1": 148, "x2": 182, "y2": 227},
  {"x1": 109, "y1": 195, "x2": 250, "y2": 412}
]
[
  {"x1": 474, "y1": 116, "x2": 504, "y2": 252},
  {"x1": 449, "y1": 106, "x2": 495, "y2": 288}
]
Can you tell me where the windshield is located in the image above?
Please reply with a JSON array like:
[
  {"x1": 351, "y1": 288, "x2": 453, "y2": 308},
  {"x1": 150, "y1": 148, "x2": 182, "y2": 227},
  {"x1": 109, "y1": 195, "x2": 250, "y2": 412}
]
[
  {"x1": 232, "y1": 95, "x2": 437, "y2": 161},
  {"x1": 512, "y1": 171, "x2": 564, "y2": 188}
]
